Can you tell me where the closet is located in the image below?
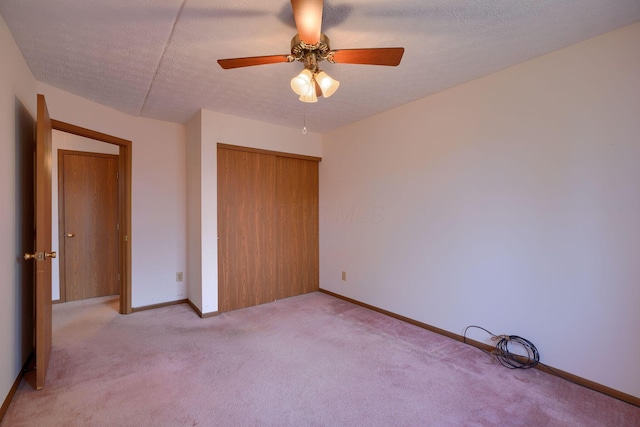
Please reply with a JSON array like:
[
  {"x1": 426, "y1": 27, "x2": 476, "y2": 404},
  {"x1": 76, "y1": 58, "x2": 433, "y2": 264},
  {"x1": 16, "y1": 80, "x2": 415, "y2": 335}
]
[{"x1": 217, "y1": 144, "x2": 320, "y2": 312}]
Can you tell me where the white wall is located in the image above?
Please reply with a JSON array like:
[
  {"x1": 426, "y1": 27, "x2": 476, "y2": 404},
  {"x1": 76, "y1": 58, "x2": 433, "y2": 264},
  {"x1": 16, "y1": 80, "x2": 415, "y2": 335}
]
[
  {"x1": 320, "y1": 22, "x2": 640, "y2": 398},
  {"x1": 187, "y1": 110, "x2": 322, "y2": 314},
  {"x1": 186, "y1": 111, "x2": 202, "y2": 311},
  {"x1": 37, "y1": 83, "x2": 188, "y2": 308},
  {"x1": 51, "y1": 130, "x2": 119, "y2": 301},
  {"x1": 0, "y1": 11, "x2": 36, "y2": 409}
]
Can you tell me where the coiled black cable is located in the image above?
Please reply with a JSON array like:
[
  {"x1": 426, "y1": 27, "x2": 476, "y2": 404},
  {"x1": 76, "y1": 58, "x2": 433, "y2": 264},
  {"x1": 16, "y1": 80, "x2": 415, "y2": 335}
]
[{"x1": 463, "y1": 325, "x2": 539, "y2": 369}]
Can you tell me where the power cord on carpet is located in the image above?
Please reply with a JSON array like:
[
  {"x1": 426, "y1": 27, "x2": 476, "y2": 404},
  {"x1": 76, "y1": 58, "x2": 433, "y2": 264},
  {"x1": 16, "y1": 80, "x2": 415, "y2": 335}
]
[
  {"x1": 463, "y1": 325, "x2": 539, "y2": 369},
  {"x1": 462, "y1": 325, "x2": 637, "y2": 404}
]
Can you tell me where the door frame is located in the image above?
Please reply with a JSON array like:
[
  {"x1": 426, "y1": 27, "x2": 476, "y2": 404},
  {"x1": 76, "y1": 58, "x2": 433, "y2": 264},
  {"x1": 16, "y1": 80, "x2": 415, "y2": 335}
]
[{"x1": 51, "y1": 120, "x2": 133, "y2": 314}]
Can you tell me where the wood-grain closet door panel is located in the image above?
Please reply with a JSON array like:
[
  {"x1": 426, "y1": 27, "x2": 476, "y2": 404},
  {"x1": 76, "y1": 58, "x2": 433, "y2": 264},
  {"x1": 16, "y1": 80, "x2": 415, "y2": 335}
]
[
  {"x1": 60, "y1": 152, "x2": 119, "y2": 301},
  {"x1": 276, "y1": 157, "x2": 319, "y2": 299},
  {"x1": 218, "y1": 148, "x2": 277, "y2": 312}
]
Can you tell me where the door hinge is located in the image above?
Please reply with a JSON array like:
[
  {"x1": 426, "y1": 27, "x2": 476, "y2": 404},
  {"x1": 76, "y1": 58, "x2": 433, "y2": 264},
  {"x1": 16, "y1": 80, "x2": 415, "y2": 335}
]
[
  {"x1": 116, "y1": 171, "x2": 119, "y2": 180},
  {"x1": 116, "y1": 223, "x2": 120, "y2": 230},
  {"x1": 117, "y1": 273, "x2": 121, "y2": 281}
]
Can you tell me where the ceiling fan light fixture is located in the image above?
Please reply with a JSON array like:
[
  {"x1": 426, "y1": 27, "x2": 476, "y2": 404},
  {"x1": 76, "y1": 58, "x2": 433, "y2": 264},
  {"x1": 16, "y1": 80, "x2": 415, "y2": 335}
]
[
  {"x1": 290, "y1": 69, "x2": 314, "y2": 96},
  {"x1": 315, "y1": 70, "x2": 339, "y2": 98},
  {"x1": 299, "y1": 84, "x2": 318, "y2": 103}
]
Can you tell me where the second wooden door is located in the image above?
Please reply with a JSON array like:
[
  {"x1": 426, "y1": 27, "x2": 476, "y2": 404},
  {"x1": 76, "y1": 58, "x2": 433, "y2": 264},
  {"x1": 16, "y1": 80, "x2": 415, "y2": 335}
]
[{"x1": 58, "y1": 150, "x2": 119, "y2": 301}]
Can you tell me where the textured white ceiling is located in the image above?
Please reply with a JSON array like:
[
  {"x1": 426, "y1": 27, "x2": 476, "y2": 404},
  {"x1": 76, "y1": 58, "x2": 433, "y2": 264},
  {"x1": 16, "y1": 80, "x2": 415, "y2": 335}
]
[{"x1": 1, "y1": 0, "x2": 639, "y2": 133}]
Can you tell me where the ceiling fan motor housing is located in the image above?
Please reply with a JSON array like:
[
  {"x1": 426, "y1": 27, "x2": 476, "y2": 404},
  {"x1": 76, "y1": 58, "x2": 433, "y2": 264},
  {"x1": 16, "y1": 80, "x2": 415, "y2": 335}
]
[{"x1": 290, "y1": 33, "x2": 333, "y2": 70}]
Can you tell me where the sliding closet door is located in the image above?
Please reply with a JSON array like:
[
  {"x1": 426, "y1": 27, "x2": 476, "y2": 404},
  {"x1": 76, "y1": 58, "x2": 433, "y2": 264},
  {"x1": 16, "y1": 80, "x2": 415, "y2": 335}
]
[
  {"x1": 276, "y1": 157, "x2": 319, "y2": 298},
  {"x1": 218, "y1": 144, "x2": 320, "y2": 313},
  {"x1": 217, "y1": 148, "x2": 277, "y2": 312}
]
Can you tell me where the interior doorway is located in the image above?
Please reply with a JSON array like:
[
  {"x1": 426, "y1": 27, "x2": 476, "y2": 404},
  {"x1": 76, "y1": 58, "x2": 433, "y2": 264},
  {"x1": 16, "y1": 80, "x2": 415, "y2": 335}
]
[{"x1": 51, "y1": 120, "x2": 132, "y2": 314}]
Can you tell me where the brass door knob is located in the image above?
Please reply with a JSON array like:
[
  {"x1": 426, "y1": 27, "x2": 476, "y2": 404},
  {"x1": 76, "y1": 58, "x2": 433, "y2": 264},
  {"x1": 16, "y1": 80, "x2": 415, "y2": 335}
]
[
  {"x1": 65, "y1": 233, "x2": 75, "y2": 238},
  {"x1": 45, "y1": 251, "x2": 57, "y2": 259},
  {"x1": 24, "y1": 253, "x2": 36, "y2": 260}
]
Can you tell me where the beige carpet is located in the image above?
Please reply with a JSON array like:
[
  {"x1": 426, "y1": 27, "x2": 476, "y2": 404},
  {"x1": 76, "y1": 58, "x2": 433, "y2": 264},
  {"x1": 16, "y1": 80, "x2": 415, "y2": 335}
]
[{"x1": 2, "y1": 292, "x2": 639, "y2": 426}]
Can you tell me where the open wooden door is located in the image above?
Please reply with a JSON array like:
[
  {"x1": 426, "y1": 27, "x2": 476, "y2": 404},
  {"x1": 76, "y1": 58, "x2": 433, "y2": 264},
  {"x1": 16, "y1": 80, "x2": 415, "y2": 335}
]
[{"x1": 24, "y1": 94, "x2": 54, "y2": 390}]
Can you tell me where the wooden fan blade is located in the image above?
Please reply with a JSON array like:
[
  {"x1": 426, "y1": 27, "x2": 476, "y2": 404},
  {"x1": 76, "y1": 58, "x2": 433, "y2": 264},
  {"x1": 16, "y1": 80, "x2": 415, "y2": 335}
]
[
  {"x1": 291, "y1": 0, "x2": 323, "y2": 45},
  {"x1": 217, "y1": 55, "x2": 290, "y2": 69},
  {"x1": 331, "y1": 48, "x2": 405, "y2": 66}
]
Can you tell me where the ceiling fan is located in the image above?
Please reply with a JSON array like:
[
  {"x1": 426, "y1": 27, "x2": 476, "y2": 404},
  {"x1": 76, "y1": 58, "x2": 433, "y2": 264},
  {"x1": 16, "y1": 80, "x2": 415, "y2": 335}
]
[{"x1": 217, "y1": 0, "x2": 405, "y2": 103}]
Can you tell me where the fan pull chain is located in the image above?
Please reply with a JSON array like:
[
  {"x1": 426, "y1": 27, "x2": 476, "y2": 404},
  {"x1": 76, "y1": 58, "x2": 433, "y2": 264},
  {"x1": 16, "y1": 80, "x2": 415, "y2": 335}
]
[{"x1": 302, "y1": 107, "x2": 308, "y2": 134}]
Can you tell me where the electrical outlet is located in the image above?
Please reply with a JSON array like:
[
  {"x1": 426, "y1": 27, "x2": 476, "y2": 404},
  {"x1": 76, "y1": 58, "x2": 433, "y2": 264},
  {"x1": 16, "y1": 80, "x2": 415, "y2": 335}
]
[
  {"x1": 176, "y1": 272, "x2": 183, "y2": 282},
  {"x1": 342, "y1": 271, "x2": 346, "y2": 281}
]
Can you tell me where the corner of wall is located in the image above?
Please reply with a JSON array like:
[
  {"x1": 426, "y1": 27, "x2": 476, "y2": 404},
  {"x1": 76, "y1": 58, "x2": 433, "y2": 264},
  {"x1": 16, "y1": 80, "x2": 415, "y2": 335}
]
[{"x1": 186, "y1": 111, "x2": 204, "y2": 311}]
